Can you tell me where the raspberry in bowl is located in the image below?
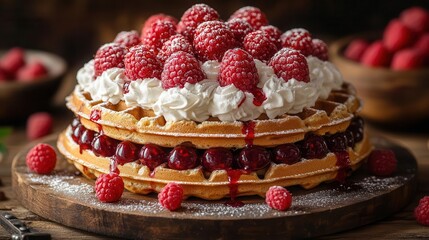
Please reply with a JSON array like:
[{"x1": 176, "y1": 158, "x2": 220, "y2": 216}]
[
  {"x1": 0, "y1": 48, "x2": 67, "y2": 120},
  {"x1": 330, "y1": 6, "x2": 429, "y2": 125}
]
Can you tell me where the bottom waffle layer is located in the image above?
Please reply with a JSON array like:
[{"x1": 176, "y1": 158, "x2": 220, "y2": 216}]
[{"x1": 57, "y1": 127, "x2": 372, "y2": 200}]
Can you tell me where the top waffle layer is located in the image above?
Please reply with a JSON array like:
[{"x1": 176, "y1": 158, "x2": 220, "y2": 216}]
[{"x1": 67, "y1": 83, "x2": 360, "y2": 149}]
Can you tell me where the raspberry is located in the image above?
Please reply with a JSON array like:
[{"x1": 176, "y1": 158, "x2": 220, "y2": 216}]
[
  {"x1": 141, "y1": 14, "x2": 178, "y2": 38},
  {"x1": 243, "y1": 30, "x2": 278, "y2": 62},
  {"x1": 94, "y1": 43, "x2": 127, "y2": 77},
  {"x1": 141, "y1": 20, "x2": 176, "y2": 52},
  {"x1": 281, "y1": 28, "x2": 313, "y2": 56},
  {"x1": 360, "y1": 41, "x2": 391, "y2": 67},
  {"x1": 26, "y1": 143, "x2": 57, "y2": 174},
  {"x1": 415, "y1": 196, "x2": 429, "y2": 226},
  {"x1": 193, "y1": 21, "x2": 237, "y2": 61},
  {"x1": 391, "y1": 49, "x2": 424, "y2": 70},
  {"x1": 344, "y1": 39, "x2": 369, "y2": 62},
  {"x1": 158, "y1": 182, "x2": 184, "y2": 211},
  {"x1": 414, "y1": 34, "x2": 429, "y2": 58},
  {"x1": 113, "y1": 30, "x2": 141, "y2": 49},
  {"x1": 0, "y1": 47, "x2": 25, "y2": 78},
  {"x1": 265, "y1": 186, "x2": 292, "y2": 211},
  {"x1": 157, "y1": 34, "x2": 194, "y2": 63},
  {"x1": 17, "y1": 61, "x2": 48, "y2": 82},
  {"x1": 229, "y1": 6, "x2": 268, "y2": 30},
  {"x1": 95, "y1": 172, "x2": 124, "y2": 203},
  {"x1": 383, "y1": 19, "x2": 416, "y2": 52},
  {"x1": 367, "y1": 149, "x2": 397, "y2": 177},
  {"x1": 260, "y1": 25, "x2": 282, "y2": 49},
  {"x1": 161, "y1": 51, "x2": 205, "y2": 89},
  {"x1": 26, "y1": 112, "x2": 53, "y2": 140},
  {"x1": 219, "y1": 48, "x2": 259, "y2": 92},
  {"x1": 269, "y1": 48, "x2": 310, "y2": 82},
  {"x1": 226, "y1": 19, "x2": 254, "y2": 44},
  {"x1": 311, "y1": 38, "x2": 329, "y2": 61},
  {"x1": 177, "y1": 4, "x2": 220, "y2": 41},
  {"x1": 400, "y1": 7, "x2": 429, "y2": 34},
  {"x1": 124, "y1": 45, "x2": 162, "y2": 80}
]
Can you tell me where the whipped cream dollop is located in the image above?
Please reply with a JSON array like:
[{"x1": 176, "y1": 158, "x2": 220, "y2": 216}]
[
  {"x1": 86, "y1": 67, "x2": 125, "y2": 105},
  {"x1": 124, "y1": 78, "x2": 163, "y2": 108},
  {"x1": 77, "y1": 56, "x2": 344, "y2": 122}
]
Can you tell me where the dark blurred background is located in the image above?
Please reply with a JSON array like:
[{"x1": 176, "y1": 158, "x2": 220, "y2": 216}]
[{"x1": 1, "y1": 0, "x2": 428, "y2": 69}]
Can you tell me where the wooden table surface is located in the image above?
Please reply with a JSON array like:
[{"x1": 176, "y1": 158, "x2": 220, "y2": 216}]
[{"x1": 0, "y1": 77, "x2": 428, "y2": 239}]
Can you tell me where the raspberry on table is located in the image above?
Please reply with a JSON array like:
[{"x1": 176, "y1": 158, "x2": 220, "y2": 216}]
[
  {"x1": 229, "y1": 6, "x2": 268, "y2": 30},
  {"x1": 94, "y1": 43, "x2": 127, "y2": 77},
  {"x1": 124, "y1": 45, "x2": 162, "y2": 80},
  {"x1": 177, "y1": 3, "x2": 220, "y2": 41},
  {"x1": 161, "y1": 51, "x2": 206, "y2": 89},
  {"x1": 193, "y1": 20, "x2": 237, "y2": 61},
  {"x1": 95, "y1": 172, "x2": 124, "y2": 203},
  {"x1": 269, "y1": 47, "x2": 310, "y2": 83},
  {"x1": 311, "y1": 38, "x2": 329, "y2": 61},
  {"x1": 26, "y1": 143, "x2": 57, "y2": 174},
  {"x1": 114, "y1": 30, "x2": 141, "y2": 49},
  {"x1": 219, "y1": 48, "x2": 259, "y2": 92},
  {"x1": 158, "y1": 182, "x2": 184, "y2": 211},
  {"x1": 141, "y1": 14, "x2": 178, "y2": 39},
  {"x1": 367, "y1": 149, "x2": 397, "y2": 177},
  {"x1": 243, "y1": 30, "x2": 278, "y2": 62},
  {"x1": 265, "y1": 186, "x2": 292, "y2": 211},
  {"x1": 141, "y1": 20, "x2": 176, "y2": 52},
  {"x1": 26, "y1": 112, "x2": 53, "y2": 140},
  {"x1": 281, "y1": 28, "x2": 313, "y2": 56},
  {"x1": 415, "y1": 196, "x2": 429, "y2": 226},
  {"x1": 157, "y1": 34, "x2": 194, "y2": 63}
]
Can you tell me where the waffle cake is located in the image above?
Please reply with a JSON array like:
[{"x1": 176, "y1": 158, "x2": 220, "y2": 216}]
[{"x1": 57, "y1": 4, "x2": 372, "y2": 200}]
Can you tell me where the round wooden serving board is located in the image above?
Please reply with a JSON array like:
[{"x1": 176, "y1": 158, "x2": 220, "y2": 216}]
[{"x1": 12, "y1": 136, "x2": 417, "y2": 239}]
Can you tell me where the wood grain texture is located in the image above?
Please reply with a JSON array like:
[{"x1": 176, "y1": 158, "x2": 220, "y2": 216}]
[{"x1": 10, "y1": 136, "x2": 418, "y2": 239}]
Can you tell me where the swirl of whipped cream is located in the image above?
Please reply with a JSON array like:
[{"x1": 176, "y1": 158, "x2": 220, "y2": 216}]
[
  {"x1": 201, "y1": 60, "x2": 220, "y2": 81},
  {"x1": 209, "y1": 84, "x2": 263, "y2": 122},
  {"x1": 152, "y1": 80, "x2": 218, "y2": 122},
  {"x1": 285, "y1": 79, "x2": 319, "y2": 114},
  {"x1": 76, "y1": 60, "x2": 95, "y2": 90},
  {"x1": 307, "y1": 56, "x2": 343, "y2": 99},
  {"x1": 255, "y1": 60, "x2": 294, "y2": 119},
  {"x1": 124, "y1": 78, "x2": 163, "y2": 109},
  {"x1": 87, "y1": 68, "x2": 125, "y2": 105}
]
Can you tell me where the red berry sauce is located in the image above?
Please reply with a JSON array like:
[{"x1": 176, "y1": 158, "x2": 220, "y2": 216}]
[
  {"x1": 224, "y1": 169, "x2": 247, "y2": 207},
  {"x1": 251, "y1": 88, "x2": 267, "y2": 107},
  {"x1": 242, "y1": 121, "x2": 256, "y2": 146},
  {"x1": 334, "y1": 151, "x2": 351, "y2": 183}
]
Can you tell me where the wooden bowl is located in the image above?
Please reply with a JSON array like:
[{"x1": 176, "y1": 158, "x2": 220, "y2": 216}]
[
  {"x1": 330, "y1": 35, "x2": 429, "y2": 124},
  {"x1": 0, "y1": 50, "x2": 67, "y2": 121}
]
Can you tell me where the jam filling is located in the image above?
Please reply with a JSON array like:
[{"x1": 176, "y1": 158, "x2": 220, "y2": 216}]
[{"x1": 70, "y1": 116, "x2": 364, "y2": 174}]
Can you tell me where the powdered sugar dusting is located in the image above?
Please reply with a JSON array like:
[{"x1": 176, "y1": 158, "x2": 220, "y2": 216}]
[{"x1": 24, "y1": 168, "x2": 410, "y2": 219}]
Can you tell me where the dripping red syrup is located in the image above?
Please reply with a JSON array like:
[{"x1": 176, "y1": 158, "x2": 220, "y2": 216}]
[
  {"x1": 251, "y1": 88, "x2": 266, "y2": 107},
  {"x1": 90, "y1": 109, "x2": 103, "y2": 132},
  {"x1": 334, "y1": 151, "x2": 351, "y2": 183},
  {"x1": 123, "y1": 81, "x2": 131, "y2": 94},
  {"x1": 333, "y1": 151, "x2": 363, "y2": 192},
  {"x1": 242, "y1": 121, "x2": 256, "y2": 147},
  {"x1": 224, "y1": 170, "x2": 249, "y2": 207}
]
